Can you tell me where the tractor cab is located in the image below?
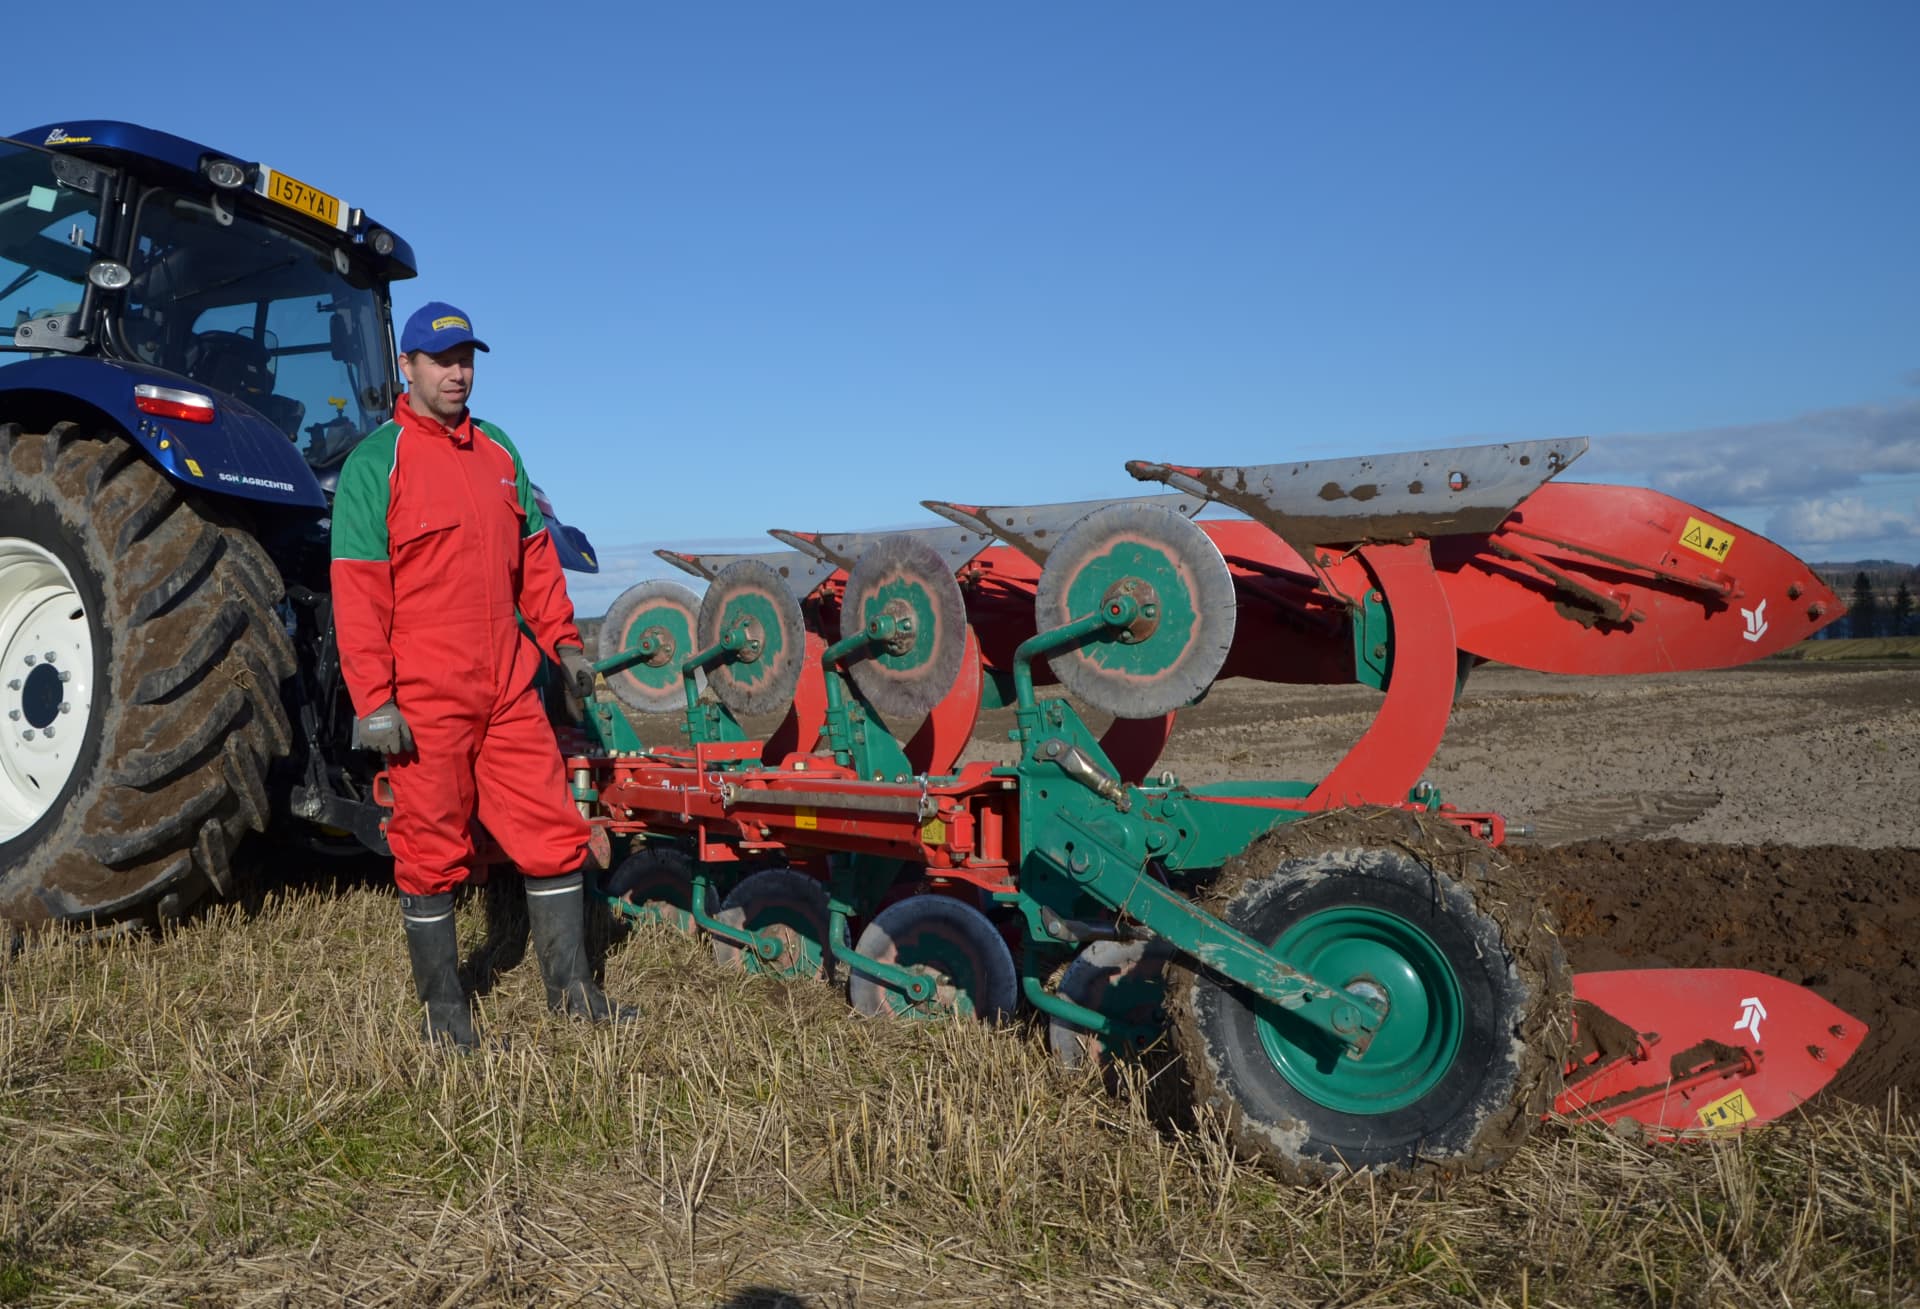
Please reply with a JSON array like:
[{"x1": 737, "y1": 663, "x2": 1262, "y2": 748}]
[{"x1": 0, "y1": 122, "x2": 416, "y2": 475}]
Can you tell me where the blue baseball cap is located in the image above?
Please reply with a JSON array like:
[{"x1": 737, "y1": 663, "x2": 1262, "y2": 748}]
[{"x1": 400, "y1": 301, "x2": 490, "y2": 355}]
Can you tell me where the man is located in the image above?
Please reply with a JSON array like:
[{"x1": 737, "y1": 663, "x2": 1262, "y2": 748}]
[{"x1": 330, "y1": 301, "x2": 627, "y2": 1049}]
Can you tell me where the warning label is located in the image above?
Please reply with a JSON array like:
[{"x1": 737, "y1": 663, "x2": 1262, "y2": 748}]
[
  {"x1": 795, "y1": 807, "x2": 817, "y2": 831},
  {"x1": 1696, "y1": 1088, "x2": 1757, "y2": 1130},
  {"x1": 1678, "y1": 516, "x2": 1736, "y2": 562}
]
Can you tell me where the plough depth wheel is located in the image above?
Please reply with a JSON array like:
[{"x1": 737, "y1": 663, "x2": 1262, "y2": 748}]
[
  {"x1": 603, "y1": 845, "x2": 713, "y2": 935},
  {"x1": 1169, "y1": 809, "x2": 1570, "y2": 1183},
  {"x1": 848, "y1": 894, "x2": 1017, "y2": 1023},
  {"x1": 711, "y1": 867, "x2": 830, "y2": 980},
  {"x1": 1048, "y1": 939, "x2": 1175, "y2": 1070}
]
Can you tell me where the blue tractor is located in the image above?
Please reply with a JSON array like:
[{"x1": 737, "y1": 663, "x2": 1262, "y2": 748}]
[{"x1": 0, "y1": 121, "x2": 598, "y2": 925}]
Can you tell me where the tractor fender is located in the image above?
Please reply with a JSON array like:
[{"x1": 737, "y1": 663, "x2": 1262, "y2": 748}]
[{"x1": 0, "y1": 355, "x2": 327, "y2": 510}]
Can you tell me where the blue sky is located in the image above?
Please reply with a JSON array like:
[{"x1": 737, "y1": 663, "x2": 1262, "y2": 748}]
[{"x1": 28, "y1": 1, "x2": 1920, "y2": 614}]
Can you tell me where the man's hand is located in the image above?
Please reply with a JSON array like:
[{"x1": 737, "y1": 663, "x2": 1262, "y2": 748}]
[
  {"x1": 557, "y1": 645, "x2": 597, "y2": 700},
  {"x1": 352, "y1": 699, "x2": 415, "y2": 755}
]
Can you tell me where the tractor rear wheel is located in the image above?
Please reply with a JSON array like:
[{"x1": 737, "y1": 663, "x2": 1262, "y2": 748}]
[
  {"x1": 0, "y1": 423, "x2": 295, "y2": 925},
  {"x1": 1168, "y1": 807, "x2": 1570, "y2": 1184}
]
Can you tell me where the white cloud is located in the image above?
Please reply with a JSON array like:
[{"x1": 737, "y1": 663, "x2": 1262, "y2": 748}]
[
  {"x1": 1771, "y1": 496, "x2": 1920, "y2": 546},
  {"x1": 1580, "y1": 399, "x2": 1920, "y2": 507}
]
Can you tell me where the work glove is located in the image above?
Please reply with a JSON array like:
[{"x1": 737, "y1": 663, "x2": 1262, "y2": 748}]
[
  {"x1": 557, "y1": 644, "x2": 597, "y2": 700},
  {"x1": 351, "y1": 699, "x2": 415, "y2": 755}
]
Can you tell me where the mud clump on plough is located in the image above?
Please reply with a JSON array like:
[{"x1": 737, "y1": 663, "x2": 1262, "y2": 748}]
[{"x1": 515, "y1": 437, "x2": 1865, "y2": 1183}]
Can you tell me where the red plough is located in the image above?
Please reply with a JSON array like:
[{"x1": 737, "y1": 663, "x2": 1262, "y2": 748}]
[{"x1": 546, "y1": 435, "x2": 1859, "y2": 1180}]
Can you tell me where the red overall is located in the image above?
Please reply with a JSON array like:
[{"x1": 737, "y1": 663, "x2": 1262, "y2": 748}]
[{"x1": 330, "y1": 401, "x2": 588, "y2": 896}]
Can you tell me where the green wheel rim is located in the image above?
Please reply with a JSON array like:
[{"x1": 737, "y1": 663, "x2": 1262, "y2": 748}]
[
  {"x1": 1256, "y1": 906, "x2": 1463, "y2": 1114},
  {"x1": 879, "y1": 925, "x2": 980, "y2": 1019},
  {"x1": 739, "y1": 904, "x2": 825, "y2": 979}
]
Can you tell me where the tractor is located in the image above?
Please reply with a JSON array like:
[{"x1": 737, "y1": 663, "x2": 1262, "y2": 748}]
[{"x1": 0, "y1": 120, "x2": 598, "y2": 925}]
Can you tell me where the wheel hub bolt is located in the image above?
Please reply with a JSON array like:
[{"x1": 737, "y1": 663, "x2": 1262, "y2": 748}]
[
  {"x1": 58, "y1": 672, "x2": 70, "y2": 683},
  {"x1": 5, "y1": 680, "x2": 17, "y2": 691},
  {"x1": 20, "y1": 729, "x2": 33, "y2": 741},
  {"x1": 59, "y1": 703, "x2": 69, "y2": 714},
  {"x1": 22, "y1": 655, "x2": 33, "y2": 666},
  {"x1": 5, "y1": 710, "x2": 16, "y2": 721},
  {"x1": 42, "y1": 726, "x2": 53, "y2": 739},
  {"x1": 42, "y1": 652, "x2": 55, "y2": 663}
]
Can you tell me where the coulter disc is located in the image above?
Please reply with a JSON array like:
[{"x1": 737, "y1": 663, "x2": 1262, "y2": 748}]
[
  {"x1": 597, "y1": 579, "x2": 701, "y2": 716},
  {"x1": 1033, "y1": 502, "x2": 1235, "y2": 719},
  {"x1": 697, "y1": 559, "x2": 807, "y2": 717},
  {"x1": 847, "y1": 893, "x2": 1017, "y2": 1022},
  {"x1": 840, "y1": 536, "x2": 969, "y2": 720}
]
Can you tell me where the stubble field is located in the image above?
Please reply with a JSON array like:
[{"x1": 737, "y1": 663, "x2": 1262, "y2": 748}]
[{"x1": 0, "y1": 660, "x2": 1916, "y2": 1307}]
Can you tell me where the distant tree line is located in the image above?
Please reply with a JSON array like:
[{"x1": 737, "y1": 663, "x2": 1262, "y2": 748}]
[{"x1": 1811, "y1": 564, "x2": 1920, "y2": 639}]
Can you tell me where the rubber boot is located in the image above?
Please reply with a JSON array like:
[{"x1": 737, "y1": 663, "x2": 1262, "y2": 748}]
[
  {"x1": 525, "y1": 870, "x2": 637, "y2": 1022},
  {"x1": 401, "y1": 892, "x2": 480, "y2": 1051}
]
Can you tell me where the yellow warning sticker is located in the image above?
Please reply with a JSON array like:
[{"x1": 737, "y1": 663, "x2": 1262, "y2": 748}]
[
  {"x1": 1696, "y1": 1088, "x2": 1757, "y2": 1130},
  {"x1": 920, "y1": 818, "x2": 948, "y2": 845},
  {"x1": 795, "y1": 807, "x2": 817, "y2": 831},
  {"x1": 1678, "y1": 516, "x2": 1736, "y2": 562},
  {"x1": 184, "y1": 458, "x2": 204, "y2": 478}
]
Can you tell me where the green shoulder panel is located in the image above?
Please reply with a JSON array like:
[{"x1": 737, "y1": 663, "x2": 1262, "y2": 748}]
[
  {"x1": 474, "y1": 419, "x2": 547, "y2": 537},
  {"x1": 331, "y1": 421, "x2": 402, "y2": 562}
]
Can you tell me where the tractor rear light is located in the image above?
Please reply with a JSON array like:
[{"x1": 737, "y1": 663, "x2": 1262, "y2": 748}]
[
  {"x1": 86, "y1": 261, "x2": 131, "y2": 291},
  {"x1": 200, "y1": 157, "x2": 248, "y2": 190},
  {"x1": 367, "y1": 228, "x2": 396, "y2": 256},
  {"x1": 133, "y1": 385, "x2": 216, "y2": 424}
]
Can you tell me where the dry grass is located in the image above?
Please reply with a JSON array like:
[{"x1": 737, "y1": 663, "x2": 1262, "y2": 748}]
[{"x1": 1, "y1": 877, "x2": 1914, "y2": 1308}]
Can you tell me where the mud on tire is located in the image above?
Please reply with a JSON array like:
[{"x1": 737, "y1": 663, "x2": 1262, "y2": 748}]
[
  {"x1": 1168, "y1": 806, "x2": 1572, "y2": 1185},
  {"x1": 0, "y1": 423, "x2": 295, "y2": 925}
]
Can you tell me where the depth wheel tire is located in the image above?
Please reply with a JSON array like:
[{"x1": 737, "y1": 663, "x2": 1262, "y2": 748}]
[
  {"x1": 603, "y1": 844, "x2": 714, "y2": 935},
  {"x1": 711, "y1": 867, "x2": 830, "y2": 980},
  {"x1": 1168, "y1": 807, "x2": 1570, "y2": 1185},
  {"x1": 0, "y1": 424, "x2": 295, "y2": 924},
  {"x1": 847, "y1": 893, "x2": 1017, "y2": 1023}
]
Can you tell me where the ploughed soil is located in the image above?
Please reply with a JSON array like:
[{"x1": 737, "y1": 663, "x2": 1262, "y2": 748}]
[{"x1": 1148, "y1": 660, "x2": 1920, "y2": 1108}]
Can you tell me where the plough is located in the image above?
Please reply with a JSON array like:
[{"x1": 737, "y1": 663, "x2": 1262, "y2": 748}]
[{"x1": 540, "y1": 437, "x2": 1857, "y2": 1181}]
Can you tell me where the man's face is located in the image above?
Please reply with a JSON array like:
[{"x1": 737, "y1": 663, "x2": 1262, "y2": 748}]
[{"x1": 399, "y1": 344, "x2": 476, "y2": 424}]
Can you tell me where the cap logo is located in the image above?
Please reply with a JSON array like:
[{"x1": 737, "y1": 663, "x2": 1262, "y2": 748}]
[{"x1": 431, "y1": 315, "x2": 470, "y2": 332}]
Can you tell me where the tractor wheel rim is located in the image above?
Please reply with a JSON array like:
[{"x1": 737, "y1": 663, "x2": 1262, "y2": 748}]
[
  {"x1": 0, "y1": 539, "x2": 94, "y2": 841},
  {"x1": 1255, "y1": 905, "x2": 1464, "y2": 1114}
]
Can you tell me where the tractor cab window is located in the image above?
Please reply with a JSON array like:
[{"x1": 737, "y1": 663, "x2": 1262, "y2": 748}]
[
  {"x1": 120, "y1": 188, "x2": 398, "y2": 468},
  {"x1": 0, "y1": 141, "x2": 102, "y2": 347}
]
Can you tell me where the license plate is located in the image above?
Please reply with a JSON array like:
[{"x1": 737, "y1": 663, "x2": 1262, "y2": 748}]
[{"x1": 260, "y1": 168, "x2": 344, "y2": 230}]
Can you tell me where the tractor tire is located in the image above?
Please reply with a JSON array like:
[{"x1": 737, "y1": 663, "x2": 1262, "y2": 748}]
[
  {"x1": 0, "y1": 423, "x2": 296, "y2": 925},
  {"x1": 1168, "y1": 806, "x2": 1571, "y2": 1185}
]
